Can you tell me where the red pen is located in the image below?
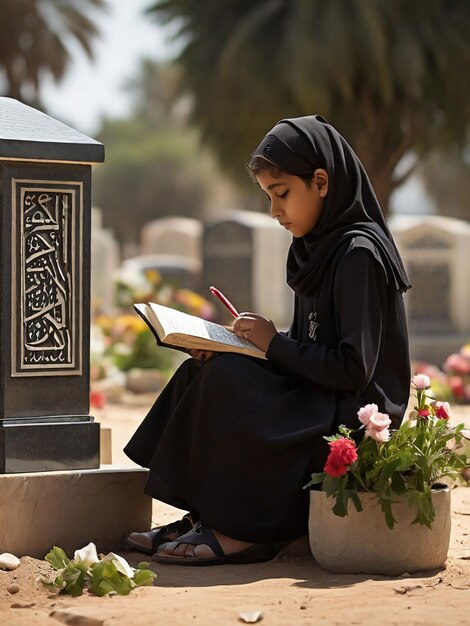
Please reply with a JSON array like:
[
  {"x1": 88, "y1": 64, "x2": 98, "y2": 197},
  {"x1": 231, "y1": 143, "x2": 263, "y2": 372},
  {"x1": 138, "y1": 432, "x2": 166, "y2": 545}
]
[{"x1": 209, "y1": 286, "x2": 239, "y2": 318}]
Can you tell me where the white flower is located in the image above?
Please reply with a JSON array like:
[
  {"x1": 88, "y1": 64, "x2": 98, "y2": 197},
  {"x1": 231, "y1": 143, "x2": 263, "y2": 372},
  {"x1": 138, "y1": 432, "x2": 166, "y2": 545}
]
[
  {"x1": 102, "y1": 552, "x2": 135, "y2": 578},
  {"x1": 74, "y1": 542, "x2": 100, "y2": 567}
]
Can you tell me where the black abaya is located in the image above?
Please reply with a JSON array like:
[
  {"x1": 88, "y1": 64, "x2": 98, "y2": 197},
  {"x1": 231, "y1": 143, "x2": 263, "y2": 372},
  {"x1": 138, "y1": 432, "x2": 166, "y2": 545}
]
[{"x1": 125, "y1": 115, "x2": 411, "y2": 544}]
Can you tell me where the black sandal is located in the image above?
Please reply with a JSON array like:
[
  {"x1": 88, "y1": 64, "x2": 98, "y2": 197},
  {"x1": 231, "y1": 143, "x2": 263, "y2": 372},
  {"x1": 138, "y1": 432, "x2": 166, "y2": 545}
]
[
  {"x1": 125, "y1": 513, "x2": 195, "y2": 555},
  {"x1": 152, "y1": 522, "x2": 278, "y2": 566}
]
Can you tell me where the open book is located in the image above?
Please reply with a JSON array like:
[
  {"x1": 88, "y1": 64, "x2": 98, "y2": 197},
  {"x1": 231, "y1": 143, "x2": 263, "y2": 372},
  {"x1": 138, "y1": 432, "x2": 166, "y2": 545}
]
[{"x1": 134, "y1": 302, "x2": 267, "y2": 360}]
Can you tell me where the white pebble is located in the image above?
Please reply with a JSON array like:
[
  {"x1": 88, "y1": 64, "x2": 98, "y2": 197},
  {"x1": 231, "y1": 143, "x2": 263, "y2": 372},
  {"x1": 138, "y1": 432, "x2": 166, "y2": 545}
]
[{"x1": 0, "y1": 553, "x2": 21, "y2": 570}]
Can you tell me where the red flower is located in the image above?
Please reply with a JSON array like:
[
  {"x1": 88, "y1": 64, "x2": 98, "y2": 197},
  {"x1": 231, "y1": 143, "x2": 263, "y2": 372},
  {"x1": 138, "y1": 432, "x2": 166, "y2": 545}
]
[
  {"x1": 449, "y1": 376, "x2": 465, "y2": 399},
  {"x1": 432, "y1": 401, "x2": 451, "y2": 420},
  {"x1": 418, "y1": 408, "x2": 430, "y2": 418},
  {"x1": 323, "y1": 438, "x2": 358, "y2": 477},
  {"x1": 324, "y1": 459, "x2": 349, "y2": 477},
  {"x1": 90, "y1": 390, "x2": 105, "y2": 410}
]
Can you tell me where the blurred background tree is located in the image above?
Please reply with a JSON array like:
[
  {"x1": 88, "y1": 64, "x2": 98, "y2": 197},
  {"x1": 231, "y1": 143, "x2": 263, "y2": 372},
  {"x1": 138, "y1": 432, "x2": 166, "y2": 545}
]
[
  {"x1": 1, "y1": 0, "x2": 469, "y2": 238},
  {"x1": 0, "y1": 0, "x2": 106, "y2": 107},
  {"x1": 93, "y1": 59, "x2": 240, "y2": 249},
  {"x1": 147, "y1": 0, "x2": 470, "y2": 216}
]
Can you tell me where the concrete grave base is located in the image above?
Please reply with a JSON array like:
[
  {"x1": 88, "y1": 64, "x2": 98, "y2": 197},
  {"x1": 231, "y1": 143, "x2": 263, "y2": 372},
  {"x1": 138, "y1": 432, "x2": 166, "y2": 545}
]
[{"x1": 0, "y1": 466, "x2": 152, "y2": 559}]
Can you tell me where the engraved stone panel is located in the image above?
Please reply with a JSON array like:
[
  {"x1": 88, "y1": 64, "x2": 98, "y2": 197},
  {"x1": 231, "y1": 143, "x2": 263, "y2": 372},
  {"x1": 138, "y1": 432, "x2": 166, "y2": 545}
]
[{"x1": 11, "y1": 179, "x2": 83, "y2": 376}]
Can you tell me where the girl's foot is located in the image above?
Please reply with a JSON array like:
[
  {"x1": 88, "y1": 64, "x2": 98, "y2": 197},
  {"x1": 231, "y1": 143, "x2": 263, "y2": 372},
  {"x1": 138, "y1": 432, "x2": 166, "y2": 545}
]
[
  {"x1": 153, "y1": 522, "x2": 277, "y2": 565},
  {"x1": 159, "y1": 528, "x2": 252, "y2": 559},
  {"x1": 125, "y1": 513, "x2": 194, "y2": 554}
]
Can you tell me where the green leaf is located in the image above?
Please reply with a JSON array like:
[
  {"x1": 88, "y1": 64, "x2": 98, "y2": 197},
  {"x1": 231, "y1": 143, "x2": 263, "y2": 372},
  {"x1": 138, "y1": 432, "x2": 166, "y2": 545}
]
[
  {"x1": 66, "y1": 583, "x2": 84, "y2": 597},
  {"x1": 390, "y1": 472, "x2": 408, "y2": 495},
  {"x1": 89, "y1": 560, "x2": 133, "y2": 597},
  {"x1": 348, "y1": 490, "x2": 363, "y2": 513},
  {"x1": 45, "y1": 546, "x2": 71, "y2": 571},
  {"x1": 409, "y1": 489, "x2": 435, "y2": 529},
  {"x1": 303, "y1": 472, "x2": 326, "y2": 489},
  {"x1": 323, "y1": 434, "x2": 341, "y2": 443},
  {"x1": 332, "y1": 499, "x2": 348, "y2": 517},
  {"x1": 137, "y1": 562, "x2": 152, "y2": 570},
  {"x1": 379, "y1": 499, "x2": 396, "y2": 530},
  {"x1": 323, "y1": 475, "x2": 346, "y2": 496},
  {"x1": 132, "y1": 568, "x2": 157, "y2": 587},
  {"x1": 331, "y1": 478, "x2": 348, "y2": 517}
]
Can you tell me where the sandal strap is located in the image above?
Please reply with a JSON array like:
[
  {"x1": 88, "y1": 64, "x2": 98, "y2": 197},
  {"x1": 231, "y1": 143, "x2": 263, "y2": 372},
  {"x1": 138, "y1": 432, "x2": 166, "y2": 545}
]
[
  {"x1": 171, "y1": 522, "x2": 225, "y2": 557},
  {"x1": 150, "y1": 513, "x2": 194, "y2": 551}
]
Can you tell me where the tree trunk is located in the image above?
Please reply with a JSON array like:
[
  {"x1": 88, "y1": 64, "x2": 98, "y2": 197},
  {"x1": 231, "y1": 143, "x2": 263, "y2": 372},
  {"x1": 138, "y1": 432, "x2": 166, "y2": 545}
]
[{"x1": 367, "y1": 169, "x2": 394, "y2": 218}]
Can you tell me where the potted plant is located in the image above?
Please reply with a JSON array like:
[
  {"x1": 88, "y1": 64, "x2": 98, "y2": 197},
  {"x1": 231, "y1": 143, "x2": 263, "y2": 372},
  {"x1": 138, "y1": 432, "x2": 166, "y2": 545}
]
[{"x1": 305, "y1": 375, "x2": 470, "y2": 575}]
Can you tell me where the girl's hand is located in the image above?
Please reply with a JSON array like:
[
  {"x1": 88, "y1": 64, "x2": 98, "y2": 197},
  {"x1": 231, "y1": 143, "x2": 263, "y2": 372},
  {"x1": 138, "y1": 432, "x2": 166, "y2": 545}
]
[
  {"x1": 189, "y1": 349, "x2": 216, "y2": 362},
  {"x1": 232, "y1": 312, "x2": 277, "y2": 352}
]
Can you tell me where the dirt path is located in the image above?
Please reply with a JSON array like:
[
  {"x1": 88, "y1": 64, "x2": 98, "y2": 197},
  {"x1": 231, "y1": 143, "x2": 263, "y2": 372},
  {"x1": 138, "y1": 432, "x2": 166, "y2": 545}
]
[{"x1": 1, "y1": 396, "x2": 469, "y2": 626}]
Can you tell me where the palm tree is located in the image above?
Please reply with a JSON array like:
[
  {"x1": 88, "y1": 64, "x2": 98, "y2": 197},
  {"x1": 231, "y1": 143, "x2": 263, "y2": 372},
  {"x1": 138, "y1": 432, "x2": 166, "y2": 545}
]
[
  {"x1": 148, "y1": 0, "x2": 470, "y2": 214},
  {"x1": 0, "y1": 0, "x2": 107, "y2": 106}
]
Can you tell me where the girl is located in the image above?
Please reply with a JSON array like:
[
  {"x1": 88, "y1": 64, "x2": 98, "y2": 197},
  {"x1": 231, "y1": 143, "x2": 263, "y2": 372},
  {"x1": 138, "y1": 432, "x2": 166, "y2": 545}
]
[{"x1": 124, "y1": 115, "x2": 411, "y2": 565}]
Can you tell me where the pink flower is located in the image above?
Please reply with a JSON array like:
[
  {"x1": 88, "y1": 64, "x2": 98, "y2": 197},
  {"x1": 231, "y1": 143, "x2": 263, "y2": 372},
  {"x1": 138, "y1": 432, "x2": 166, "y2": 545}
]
[
  {"x1": 431, "y1": 401, "x2": 451, "y2": 420},
  {"x1": 357, "y1": 403, "x2": 379, "y2": 427},
  {"x1": 449, "y1": 376, "x2": 466, "y2": 399},
  {"x1": 367, "y1": 427, "x2": 391, "y2": 443},
  {"x1": 443, "y1": 353, "x2": 470, "y2": 375},
  {"x1": 323, "y1": 438, "x2": 358, "y2": 477},
  {"x1": 415, "y1": 363, "x2": 443, "y2": 379},
  {"x1": 368, "y1": 412, "x2": 392, "y2": 431},
  {"x1": 418, "y1": 408, "x2": 430, "y2": 418},
  {"x1": 411, "y1": 374, "x2": 431, "y2": 390},
  {"x1": 365, "y1": 411, "x2": 392, "y2": 442}
]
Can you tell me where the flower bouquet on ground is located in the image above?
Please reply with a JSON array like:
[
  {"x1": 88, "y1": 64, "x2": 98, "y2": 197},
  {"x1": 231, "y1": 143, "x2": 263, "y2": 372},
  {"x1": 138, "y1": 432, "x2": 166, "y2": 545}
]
[
  {"x1": 305, "y1": 375, "x2": 470, "y2": 530},
  {"x1": 41, "y1": 543, "x2": 156, "y2": 597}
]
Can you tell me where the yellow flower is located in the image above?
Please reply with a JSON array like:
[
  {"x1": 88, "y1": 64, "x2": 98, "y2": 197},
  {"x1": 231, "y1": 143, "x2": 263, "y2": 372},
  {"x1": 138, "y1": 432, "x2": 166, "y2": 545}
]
[
  {"x1": 146, "y1": 269, "x2": 162, "y2": 285},
  {"x1": 174, "y1": 289, "x2": 211, "y2": 315}
]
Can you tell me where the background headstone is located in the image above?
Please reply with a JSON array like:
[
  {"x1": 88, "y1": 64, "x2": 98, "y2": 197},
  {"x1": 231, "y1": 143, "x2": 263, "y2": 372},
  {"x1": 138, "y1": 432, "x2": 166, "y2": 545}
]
[
  {"x1": 141, "y1": 216, "x2": 202, "y2": 261},
  {"x1": 202, "y1": 211, "x2": 293, "y2": 328},
  {"x1": 118, "y1": 253, "x2": 202, "y2": 291},
  {"x1": 390, "y1": 215, "x2": 470, "y2": 365},
  {"x1": 91, "y1": 207, "x2": 120, "y2": 315}
]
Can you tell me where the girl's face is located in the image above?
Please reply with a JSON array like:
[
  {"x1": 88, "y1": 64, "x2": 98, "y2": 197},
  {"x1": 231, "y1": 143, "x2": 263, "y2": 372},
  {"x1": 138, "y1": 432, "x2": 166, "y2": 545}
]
[{"x1": 256, "y1": 168, "x2": 328, "y2": 238}]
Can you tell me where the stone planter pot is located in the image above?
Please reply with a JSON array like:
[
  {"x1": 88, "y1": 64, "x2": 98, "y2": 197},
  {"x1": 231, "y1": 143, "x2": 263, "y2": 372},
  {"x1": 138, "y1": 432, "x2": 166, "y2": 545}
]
[
  {"x1": 308, "y1": 487, "x2": 451, "y2": 575},
  {"x1": 125, "y1": 368, "x2": 166, "y2": 394}
]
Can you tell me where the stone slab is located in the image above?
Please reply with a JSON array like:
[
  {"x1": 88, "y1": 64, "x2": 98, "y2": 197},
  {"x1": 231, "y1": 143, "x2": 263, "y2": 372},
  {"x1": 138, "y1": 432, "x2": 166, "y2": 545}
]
[
  {"x1": 0, "y1": 97, "x2": 104, "y2": 163},
  {"x1": 0, "y1": 419, "x2": 100, "y2": 473},
  {"x1": 100, "y1": 427, "x2": 112, "y2": 464},
  {"x1": 0, "y1": 466, "x2": 152, "y2": 558}
]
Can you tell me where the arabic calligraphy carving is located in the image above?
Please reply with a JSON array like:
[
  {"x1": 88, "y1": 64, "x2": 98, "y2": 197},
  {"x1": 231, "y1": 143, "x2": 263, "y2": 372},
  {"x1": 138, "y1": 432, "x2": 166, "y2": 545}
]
[{"x1": 11, "y1": 180, "x2": 83, "y2": 376}]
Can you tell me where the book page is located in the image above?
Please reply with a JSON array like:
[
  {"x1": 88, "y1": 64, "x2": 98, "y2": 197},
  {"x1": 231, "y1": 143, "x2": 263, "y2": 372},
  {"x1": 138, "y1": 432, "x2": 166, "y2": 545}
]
[{"x1": 148, "y1": 302, "x2": 255, "y2": 350}]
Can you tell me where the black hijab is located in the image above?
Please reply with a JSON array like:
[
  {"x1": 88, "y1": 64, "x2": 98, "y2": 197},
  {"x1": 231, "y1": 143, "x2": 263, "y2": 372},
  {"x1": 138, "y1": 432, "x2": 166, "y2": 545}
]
[{"x1": 252, "y1": 115, "x2": 411, "y2": 296}]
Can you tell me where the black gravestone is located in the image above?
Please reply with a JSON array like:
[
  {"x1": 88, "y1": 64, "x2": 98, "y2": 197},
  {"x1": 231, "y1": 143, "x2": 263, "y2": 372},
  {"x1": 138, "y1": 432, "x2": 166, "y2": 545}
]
[
  {"x1": 202, "y1": 219, "x2": 254, "y2": 320},
  {"x1": 0, "y1": 98, "x2": 104, "y2": 473}
]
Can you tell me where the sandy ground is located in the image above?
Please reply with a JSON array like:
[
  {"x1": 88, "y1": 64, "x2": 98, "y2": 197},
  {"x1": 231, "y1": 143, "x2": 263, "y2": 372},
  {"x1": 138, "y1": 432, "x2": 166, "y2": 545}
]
[{"x1": 1, "y1": 394, "x2": 469, "y2": 626}]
